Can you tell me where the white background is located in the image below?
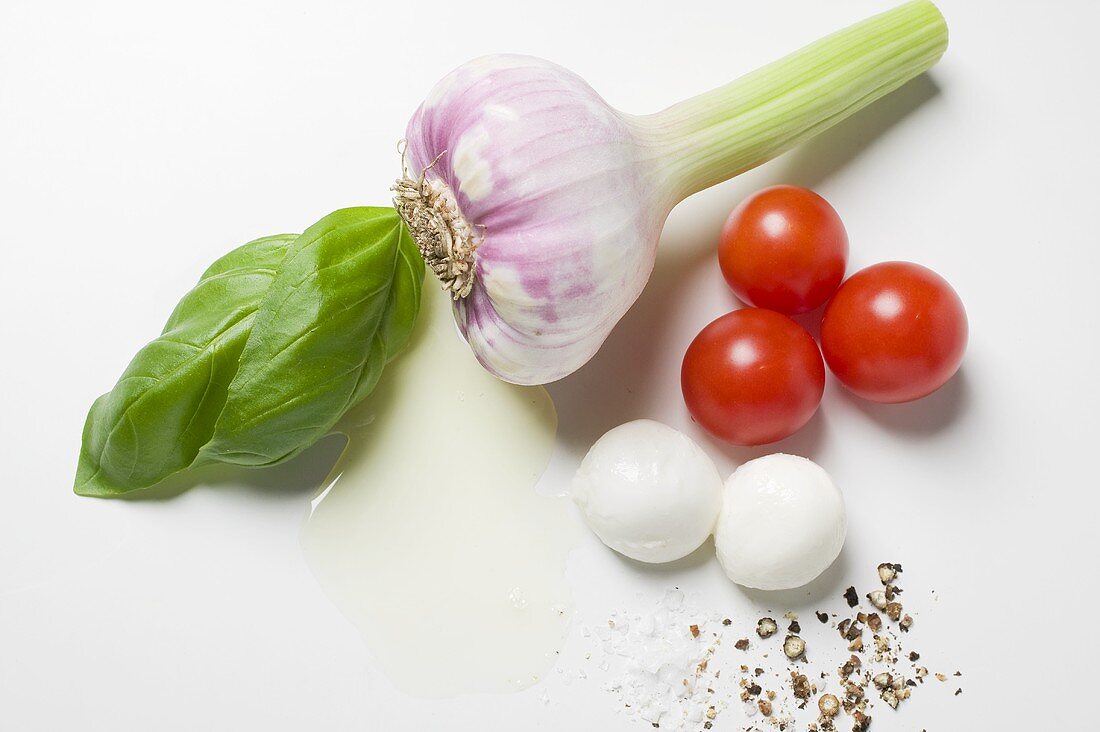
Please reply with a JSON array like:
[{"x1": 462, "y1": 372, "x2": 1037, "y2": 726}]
[{"x1": 2, "y1": 0, "x2": 1098, "y2": 729}]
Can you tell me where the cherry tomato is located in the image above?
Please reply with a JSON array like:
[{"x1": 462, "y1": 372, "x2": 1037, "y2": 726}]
[
  {"x1": 681, "y1": 309, "x2": 825, "y2": 446},
  {"x1": 820, "y1": 261, "x2": 967, "y2": 404},
  {"x1": 718, "y1": 185, "x2": 848, "y2": 315}
]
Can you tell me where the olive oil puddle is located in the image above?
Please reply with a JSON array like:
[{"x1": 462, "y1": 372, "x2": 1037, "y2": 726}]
[{"x1": 301, "y1": 291, "x2": 579, "y2": 696}]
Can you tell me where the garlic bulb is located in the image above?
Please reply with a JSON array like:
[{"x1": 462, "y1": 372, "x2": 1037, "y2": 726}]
[{"x1": 395, "y1": 1, "x2": 948, "y2": 385}]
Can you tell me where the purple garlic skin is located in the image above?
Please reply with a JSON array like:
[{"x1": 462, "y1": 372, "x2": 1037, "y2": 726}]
[
  {"x1": 399, "y1": 3, "x2": 950, "y2": 384},
  {"x1": 402, "y1": 55, "x2": 667, "y2": 385}
]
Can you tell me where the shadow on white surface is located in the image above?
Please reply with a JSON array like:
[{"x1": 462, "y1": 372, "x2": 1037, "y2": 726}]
[
  {"x1": 838, "y1": 367, "x2": 971, "y2": 437},
  {"x1": 606, "y1": 534, "x2": 851, "y2": 609},
  {"x1": 732, "y1": 547, "x2": 852, "y2": 610},
  {"x1": 706, "y1": 406, "x2": 828, "y2": 465},
  {"x1": 779, "y1": 74, "x2": 941, "y2": 190},
  {"x1": 114, "y1": 433, "x2": 347, "y2": 501},
  {"x1": 608, "y1": 536, "x2": 717, "y2": 576},
  {"x1": 549, "y1": 73, "x2": 943, "y2": 457}
]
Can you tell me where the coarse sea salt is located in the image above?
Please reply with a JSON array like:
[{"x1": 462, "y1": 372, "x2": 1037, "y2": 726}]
[
  {"x1": 572, "y1": 564, "x2": 956, "y2": 731},
  {"x1": 594, "y1": 589, "x2": 724, "y2": 730}
]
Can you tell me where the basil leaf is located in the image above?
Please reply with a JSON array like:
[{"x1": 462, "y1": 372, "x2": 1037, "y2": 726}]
[
  {"x1": 74, "y1": 234, "x2": 298, "y2": 497},
  {"x1": 200, "y1": 207, "x2": 423, "y2": 466}
]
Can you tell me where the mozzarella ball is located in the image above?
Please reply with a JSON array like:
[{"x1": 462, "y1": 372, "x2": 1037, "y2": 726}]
[
  {"x1": 714, "y1": 454, "x2": 845, "y2": 590},
  {"x1": 571, "y1": 420, "x2": 724, "y2": 563}
]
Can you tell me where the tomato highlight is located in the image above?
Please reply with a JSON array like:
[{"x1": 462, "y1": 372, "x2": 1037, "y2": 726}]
[
  {"x1": 681, "y1": 309, "x2": 825, "y2": 446},
  {"x1": 718, "y1": 185, "x2": 848, "y2": 315},
  {"x1": 821, "y1": 261, "x2": 967, "y2": 404}
]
